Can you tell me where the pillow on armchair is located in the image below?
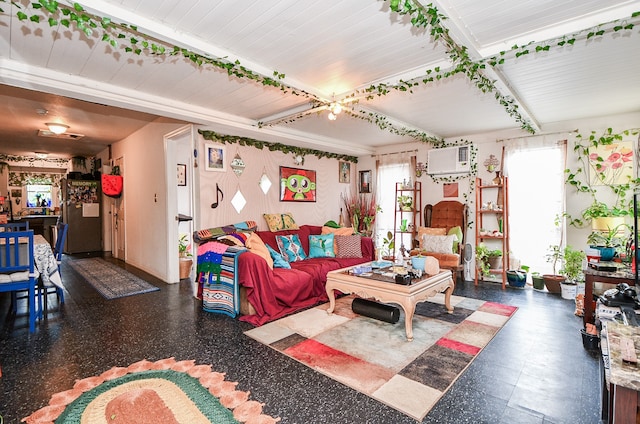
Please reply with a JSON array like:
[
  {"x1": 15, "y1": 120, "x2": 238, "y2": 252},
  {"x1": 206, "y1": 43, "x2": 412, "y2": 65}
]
[
  {"x1": 417, "y1": 227, "x2": 446, "y2": 249},
  {"x1": 421, "y1": 234, "x2": 456, "y2": 254}
]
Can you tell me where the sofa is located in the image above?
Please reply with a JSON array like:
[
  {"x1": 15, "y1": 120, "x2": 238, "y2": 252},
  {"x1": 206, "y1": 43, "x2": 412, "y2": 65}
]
[{"x1": 237, "y1": 224, "x2": 375, "y2": 326}]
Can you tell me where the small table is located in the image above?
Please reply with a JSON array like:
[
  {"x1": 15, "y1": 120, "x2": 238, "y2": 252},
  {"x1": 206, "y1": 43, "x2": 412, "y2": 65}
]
[
  {"x1": 584, "y1": 266, "x2": 635, "y2": 325},
  {"x1": 326, "y1": 264, "x2": 455, "y2": 341}
]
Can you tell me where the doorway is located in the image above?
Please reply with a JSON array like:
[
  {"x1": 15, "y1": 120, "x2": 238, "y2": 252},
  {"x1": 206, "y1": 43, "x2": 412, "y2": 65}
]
[{"x1": 164, "y1": 125, "x2": 197, "y2": 288}]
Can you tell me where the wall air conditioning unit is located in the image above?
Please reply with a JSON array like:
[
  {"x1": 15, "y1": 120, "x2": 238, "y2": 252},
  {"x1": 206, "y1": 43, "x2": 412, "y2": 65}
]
[{"x1": 427, "y1": 145, "x2": 472, "y2": 175}]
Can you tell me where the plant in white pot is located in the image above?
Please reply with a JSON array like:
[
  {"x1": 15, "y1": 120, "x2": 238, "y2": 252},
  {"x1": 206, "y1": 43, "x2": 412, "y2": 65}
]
[{"x1": 559, "y1": 246, "x2": 586, "y2": 300}]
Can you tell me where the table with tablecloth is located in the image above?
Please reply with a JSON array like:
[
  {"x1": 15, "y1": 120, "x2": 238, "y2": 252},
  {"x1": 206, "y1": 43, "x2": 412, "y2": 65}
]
[{"x1": 0, "y1": 234, "x2": 63, "y2": 290}]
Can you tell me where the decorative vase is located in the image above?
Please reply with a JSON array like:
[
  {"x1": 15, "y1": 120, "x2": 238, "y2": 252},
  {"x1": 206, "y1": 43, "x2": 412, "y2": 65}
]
[
  {"x1": 492, "y1": 171, "x2": 503, "y2": 185},
  {"x1": 410, "y1": 256, "x2": 426, "y2": 271}
]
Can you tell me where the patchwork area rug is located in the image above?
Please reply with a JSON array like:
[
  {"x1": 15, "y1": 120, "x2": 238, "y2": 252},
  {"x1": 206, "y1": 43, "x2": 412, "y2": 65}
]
[
  {"x1": 68, "y1": 258, "x2": 160, "y2": 299},
  {"x1": 23, "y1": 358, "x2": 280, "y2": 424},
  {"x1": 245, "y1": 294, "x2": 517, "y2": 421}
]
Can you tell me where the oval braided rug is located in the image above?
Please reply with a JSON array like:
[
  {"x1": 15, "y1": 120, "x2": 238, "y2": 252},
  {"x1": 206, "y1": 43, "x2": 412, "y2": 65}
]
[{"x1": 22, "y1": 358, "x2": 279, "y2": 424}]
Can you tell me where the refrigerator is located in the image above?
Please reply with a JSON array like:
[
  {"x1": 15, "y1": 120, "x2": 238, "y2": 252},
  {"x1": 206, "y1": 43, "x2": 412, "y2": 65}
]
[{"x1": 62, "y1": 179, "x2": 103, "y2": 253}]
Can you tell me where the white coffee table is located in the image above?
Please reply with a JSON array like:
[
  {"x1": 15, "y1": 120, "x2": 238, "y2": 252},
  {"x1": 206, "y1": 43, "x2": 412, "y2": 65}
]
[{"x1": 326, "y1": 264, "x2": 454, "y2": 341}]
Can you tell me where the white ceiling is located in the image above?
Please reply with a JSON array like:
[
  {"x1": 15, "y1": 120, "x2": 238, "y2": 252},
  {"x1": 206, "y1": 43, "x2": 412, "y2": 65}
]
[{"x1": 0, "y1": 0, "x2": 638, "y2": 159}]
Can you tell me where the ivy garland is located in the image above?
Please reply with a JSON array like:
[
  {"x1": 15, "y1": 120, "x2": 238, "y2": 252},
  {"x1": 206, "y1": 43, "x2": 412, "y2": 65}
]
[
  {"x1": 0, "y1": 154, "x2": 69, "y2": 167},
  {"x1": 424, "y1": 140, "x2": 478, "y2": 217},
  {"x1": 3, "y1": 1, "x2": 636, "y2": 139},
  {"x1": 198, "y1": 130, "x2": 359, "y2": 163}
]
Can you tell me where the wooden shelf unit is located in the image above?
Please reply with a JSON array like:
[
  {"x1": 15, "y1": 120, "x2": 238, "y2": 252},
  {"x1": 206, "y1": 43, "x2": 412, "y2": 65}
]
[
  {"x1": 393, "y1": 181, "x2": 422, "y2": 258},
  {"x1": 475, "y1": 176, "x2": 509, "y2": 288}
]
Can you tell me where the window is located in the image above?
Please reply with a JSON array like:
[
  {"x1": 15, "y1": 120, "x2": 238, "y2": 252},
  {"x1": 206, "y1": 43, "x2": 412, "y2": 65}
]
[
  {"x1": 375, "y1": 156, "x2": 412, "y2": 256},
  {"x1": 26, "y1": 184, "x2": 52, "y2": 208},
  {"x1": 505, "y1": 139, "x2": 566, "y2": 274}
]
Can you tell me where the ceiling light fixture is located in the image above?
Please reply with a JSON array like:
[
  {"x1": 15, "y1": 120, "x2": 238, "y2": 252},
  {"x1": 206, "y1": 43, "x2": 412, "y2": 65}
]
[
  {"x1": 46, "y1": 122, "x2": 69, "y2": 135},
  {"x1": 35, "y1": 152, "x2": 48, "y2": 159},
  {"x1": 327, "y1": 102, "x2": 342, "y2": 121}
]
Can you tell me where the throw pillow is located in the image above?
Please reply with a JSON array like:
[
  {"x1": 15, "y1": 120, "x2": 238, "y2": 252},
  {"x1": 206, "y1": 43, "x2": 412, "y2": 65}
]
[
  {"x1": 335, "y1": 235, "x2": 363, "y2": 258},
  {"x1": 266, "y1": 244, "x2": 291, "y2": 269},
  {"x1": 417, "y1": 227, "x2": 446, "y2": 248},
  {"x1": 246, "y1": 233, "x2": 274, "y2": 269},
  {"x1": 276, "y1": 234, "x2": 307, "y2": 262},
  {"x1": 308, "y1": 234, "x2": 335, "y2": 258},
  {"x1": 263, "y1": 213, "x2": 299, "y2": 232},
  {"x1": 448, "y1": 226, "x2": 463, "y2": 253},
  {"x1": 421, "y1": 234, "x2": 456, "y2": 254},
  {"x1": 321, "y1": 226, "x2": 354, "y2": 253},
  {"x1": 321, "y1": 226, "x2": 354, "y2": 236}
]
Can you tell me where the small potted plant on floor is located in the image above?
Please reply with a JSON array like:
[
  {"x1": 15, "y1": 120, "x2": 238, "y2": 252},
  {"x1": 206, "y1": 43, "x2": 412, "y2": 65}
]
[
  {"x1": 179, "y1": 234, "x2": 193, "y2": 279},
  {"x1": 559, "y1": 246, "x2": 586, "y2": 300},
  {"x1": 543, "y1": 244, "x2": 565, "y2": 294},
  {"x1": 507, "y1": 265, "x2": 529, "y2": 288},
  {"x1": 531, "y1": 271, "x2": 545, "y2": 290}
]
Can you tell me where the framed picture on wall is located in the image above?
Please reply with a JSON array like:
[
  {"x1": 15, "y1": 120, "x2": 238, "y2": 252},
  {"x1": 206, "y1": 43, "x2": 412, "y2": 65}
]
[
  {"x1": 359, "y1": 170, "x2": 371, "y2": 193},
  {"x1": 339, "y1": 161, "x2": 350, "y2": 183},
  {"x1": 280, "y1": 166, "x2": 316, "y2": 202},
  {"x1": 204, "y1": 143, "x2": 226, "y2": 172},
  {"x1": 177, "y1": 164, "x2": 187, "y2": 186}
]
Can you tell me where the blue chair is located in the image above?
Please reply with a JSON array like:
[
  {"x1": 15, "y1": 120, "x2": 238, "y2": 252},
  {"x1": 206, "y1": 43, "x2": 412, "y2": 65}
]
[
  {"x1": 40, "y1": 222, "x2": 67, "y2": 312},
  {"x1": 0, "y1": 230, "x2": 38, "y2": 333},
  {"x1": 0, "y1": 222, "x2": 29, "y2": 232}
]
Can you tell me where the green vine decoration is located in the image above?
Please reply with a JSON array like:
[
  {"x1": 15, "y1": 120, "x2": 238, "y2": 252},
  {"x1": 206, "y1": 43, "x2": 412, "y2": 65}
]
[
  {"x1": 563, "y1": 127, "x2": 640, "y2": 228},
  {"x1": 3, "y1": 1, "x2": 637, "y2": 139},
  {"x1": 425, "y1": 140, "x2": 478, "y2": 222},
  {"x1": 0, "y1": 154, "x2": 69, "y2": 167},
  {"x1": 198, "y1": 130, "x2": 359, "y2": 163}
]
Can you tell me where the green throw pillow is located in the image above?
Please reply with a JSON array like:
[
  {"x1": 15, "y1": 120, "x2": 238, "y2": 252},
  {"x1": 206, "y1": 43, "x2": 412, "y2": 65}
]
[{"x1": 448, "y1": 226, "x2": 463, "y2": 253}]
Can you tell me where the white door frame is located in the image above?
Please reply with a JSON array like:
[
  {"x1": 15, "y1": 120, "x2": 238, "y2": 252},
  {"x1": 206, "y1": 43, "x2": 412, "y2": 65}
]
[{"x1": 164, "y1": 125, "x2": 198, "y2": 287}]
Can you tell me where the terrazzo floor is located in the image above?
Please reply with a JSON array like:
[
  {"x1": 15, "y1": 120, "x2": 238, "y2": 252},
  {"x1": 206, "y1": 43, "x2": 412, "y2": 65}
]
[{"x1": 0, "y1": 254, "x2": 602, "y2": 423}]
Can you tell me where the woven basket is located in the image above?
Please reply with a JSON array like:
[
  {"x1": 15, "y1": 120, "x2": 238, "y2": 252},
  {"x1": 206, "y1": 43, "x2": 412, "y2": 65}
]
[{"x1": 179, "y1": 258, "x2": 193, "y2": 279}]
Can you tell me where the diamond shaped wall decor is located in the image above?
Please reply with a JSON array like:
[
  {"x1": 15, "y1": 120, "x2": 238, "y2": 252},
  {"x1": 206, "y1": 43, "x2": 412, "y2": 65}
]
[
  {"x1": 259, "y1": 173, "x2": 272, "y2": 194},
  {"x1": 231, "y1": 189, "x2": 246, "y2": 213},
  {"x1": 230, "y1": 153, "x2": 245, "y2": 176}
]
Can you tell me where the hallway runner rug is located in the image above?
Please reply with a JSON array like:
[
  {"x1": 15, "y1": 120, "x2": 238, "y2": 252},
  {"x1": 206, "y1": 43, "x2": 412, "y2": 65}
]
[
  {"x1": 245, "y1": 293, "x2": 517, "y2": 421},
  {"x1": 23, "y1": 358, "x2": 280, "y2": 424},
  {"x1": 68, "y1": 258, "x2": 160, "y2": 299}
]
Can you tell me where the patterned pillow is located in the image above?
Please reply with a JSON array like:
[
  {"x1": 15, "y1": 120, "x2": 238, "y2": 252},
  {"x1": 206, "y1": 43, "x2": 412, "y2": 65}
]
[
  {"x1": 417, "y1": 227, "x2": 446, "y2": 248},
  {"x1": 263, "y1": 213, "x2": 299, "y2": 232},
  {"x1": 308, "y1": 234, "x2": 335, "y2": 258},
  {"x1": 276, "y1": 234, "x2": 307, "y2": 262},
  {"x1": 266, "y1": 244, "x2": 291, "y2": 269},
  {"x1": 335, "y1": 235, "x2": 362, "y2": 258},
  {"x1": 421, "y1": 234, "x2": 456, "y2": 254}
]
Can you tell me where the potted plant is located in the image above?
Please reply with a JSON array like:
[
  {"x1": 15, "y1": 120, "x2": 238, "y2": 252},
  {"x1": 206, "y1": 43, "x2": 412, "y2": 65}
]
[
  {"x1": 587, "y1": 223, "x2": 629, "y2": 261},
  {"x1": 507, "y1": 264, "x2": 529, "y2": 288},
  {"x1": 559, "y1": 246, "x2": 586, "y2": 299},
  {"x1": 531, "y1": 271, "x2": 545, "y2": 290},
  {"x1": 543, "y1": 244, "x2": 565, "y2": 294},
  {"x1": 476, "y1": 244, "x2": 503, "y2": 276},
  {"x1": 179, "y1": 234, "x2": 193, "y2": 279},
  {"x1": 397, "y1": 195, "x2": 413, "y2": 211},
  {"x1": 380, "y1": 231, "x2": 395, "y2": 261}
]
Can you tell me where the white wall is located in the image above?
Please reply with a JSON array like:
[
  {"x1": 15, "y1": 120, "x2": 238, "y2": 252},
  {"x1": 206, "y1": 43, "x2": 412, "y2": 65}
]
[
  {"x1": 196, "y1": 132, "x2": 356, "y2": 231},
  {"x1": 110, "y1": 118, "x2": 185, "y2": 280}
]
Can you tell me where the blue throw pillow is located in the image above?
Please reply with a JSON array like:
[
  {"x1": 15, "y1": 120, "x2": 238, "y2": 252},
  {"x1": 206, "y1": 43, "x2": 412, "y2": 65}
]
[
  {"x1": 276, "y1": 234, "x2": 307, "y2": 262},
  {"x1": 308, "y1": 234, "x2": 335, "y2": 258},
  {"x1": 266, "y1": 244, "x2": 291, "y2": 269}
]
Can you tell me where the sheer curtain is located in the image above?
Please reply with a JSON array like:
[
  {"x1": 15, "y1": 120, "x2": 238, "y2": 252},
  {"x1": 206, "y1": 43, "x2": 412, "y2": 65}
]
[
  {"x1": 375, "y1": 152, "x2": 413, "y2": 257},
  {"x1": 504, "y1": 137, "x2": 566, "y2": 274}
]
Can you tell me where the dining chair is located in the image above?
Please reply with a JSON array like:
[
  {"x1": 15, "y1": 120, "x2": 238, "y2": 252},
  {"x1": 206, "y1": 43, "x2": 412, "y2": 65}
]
[
  {"x1": 40, "y1": 222, "x2": 67, "y2": 312},
  {"x1": 0, "y1": 222, "x2": 30, "y2": 232},
  {"x1": 0, "y1": 230, "x2": 39, "y2": 333}
]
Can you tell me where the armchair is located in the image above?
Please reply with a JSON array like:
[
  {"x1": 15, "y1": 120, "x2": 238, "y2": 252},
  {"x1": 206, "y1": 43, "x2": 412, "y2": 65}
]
[{"x1": 410, "y1": 200, "x2": 467, "y2": 278}]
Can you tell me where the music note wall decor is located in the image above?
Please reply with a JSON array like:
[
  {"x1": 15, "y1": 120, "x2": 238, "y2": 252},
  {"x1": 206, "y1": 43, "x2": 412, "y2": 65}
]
[{"x1": 211, "y1": 183, "x2": 224, "y2": 208}]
